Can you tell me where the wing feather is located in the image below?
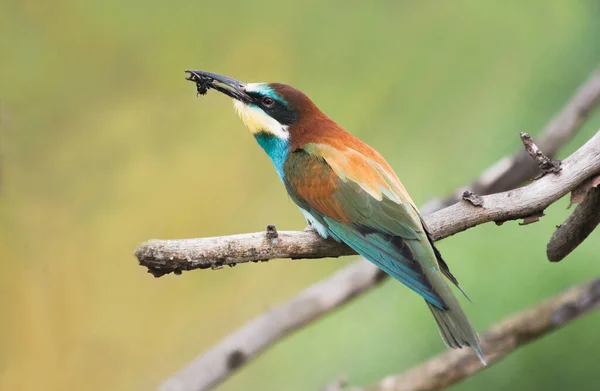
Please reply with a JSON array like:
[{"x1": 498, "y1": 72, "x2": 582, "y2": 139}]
[{"x1": 283, "y1": 145, "x2": 448, "y2": 308}]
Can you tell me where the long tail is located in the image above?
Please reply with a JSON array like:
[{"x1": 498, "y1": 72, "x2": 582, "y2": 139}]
[
  {"x1": 415, "y1": 226, "x2": 486, "y2": 364},
  {"x1": 426, "y1": 276, "x2": 486, "y2": 365}
]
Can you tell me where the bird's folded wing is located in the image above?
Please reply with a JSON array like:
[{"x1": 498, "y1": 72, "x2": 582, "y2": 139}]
[{"x1": 283, "y1": 143, "x2": 446, "y2": 308}]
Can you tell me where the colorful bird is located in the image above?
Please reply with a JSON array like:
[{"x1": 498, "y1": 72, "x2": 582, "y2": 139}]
[{"x1": 185, "y1": 70, "x2": 485, "y2": 364}]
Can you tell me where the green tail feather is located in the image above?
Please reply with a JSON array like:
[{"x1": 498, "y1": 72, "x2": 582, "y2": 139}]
[
  {"x1": 426, "y1": 300, "x2": 486, "y2": 365},
  {"x1": 406, "y1": 239, "x2": 486, "y2": 365}
]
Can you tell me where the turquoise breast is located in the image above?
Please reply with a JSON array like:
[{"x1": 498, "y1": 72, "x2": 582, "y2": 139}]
[{"x1": 254, "y1": 132, "x2": 290, "y2": 180}]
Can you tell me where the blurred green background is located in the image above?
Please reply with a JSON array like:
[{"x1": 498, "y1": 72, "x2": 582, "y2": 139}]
[{"x1": 2, "y1": 1, "x2": 600, "y2": 390}]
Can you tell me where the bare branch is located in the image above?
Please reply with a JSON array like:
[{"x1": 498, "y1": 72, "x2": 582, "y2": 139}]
[
  {"x1": 157, "y1": 260, "x2": 385, "y2": 391},
  {"x1": 136, "y1": 229, "x2": 354, "y2": 277},
  {"x1": 361, "y1": 278, "x2": 600, "y2": 391},
  {"x1": 139, "y1": 130, "x2": 600, "y2": 273},
  {"x1": 547, "y1": 185, "x2": 600, "y2": 262},
  {"x1": 425, "y1": 131, "x2": 600, "y2": 239},
  {"x1": 421, "y1": 67, "x2": 600, "y2": 214}
]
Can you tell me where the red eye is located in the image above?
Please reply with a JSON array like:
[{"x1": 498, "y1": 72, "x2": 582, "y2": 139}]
[{"x1": 262, "y1": 97, "x2": 275, "y2": 107}]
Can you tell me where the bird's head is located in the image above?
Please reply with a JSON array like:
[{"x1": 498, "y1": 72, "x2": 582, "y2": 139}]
[{"x1": 185, "y1": 70, "x2": 323, "y2": 146}]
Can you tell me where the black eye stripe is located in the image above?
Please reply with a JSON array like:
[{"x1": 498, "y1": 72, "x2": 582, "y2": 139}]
[
  {"x1": 246, "y1": 91, "x2": 299, "y2": 125},
  {"x1": 266, "y1": 106, "x2": 299, "y2": 126}
]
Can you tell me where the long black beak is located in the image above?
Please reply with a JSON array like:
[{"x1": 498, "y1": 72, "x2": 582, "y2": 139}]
[{"x1": 185, "y1": 70, "x2": 251, "y2": 103}]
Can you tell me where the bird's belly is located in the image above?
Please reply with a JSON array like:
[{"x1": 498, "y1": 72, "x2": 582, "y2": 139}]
[{"x1": 298, "y1": 207, "x2": 339, "y2": 241}]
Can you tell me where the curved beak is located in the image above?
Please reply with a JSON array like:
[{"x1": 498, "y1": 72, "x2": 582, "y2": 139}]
[{"x1": 185, "y1": 70, "x2": 251, "y2": 103}]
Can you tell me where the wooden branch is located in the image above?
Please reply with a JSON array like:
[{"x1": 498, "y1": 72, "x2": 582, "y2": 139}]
[
  {"x1": 149, "y1": 68, "x2": 600, "y2": 391},
  {"x1": 157, "y1": 261, "x2": 385, "y2": 391},
  {"x1": 360, "y1": 278, "x2": 600, "y2": 391},
  {"x1": 136, "y1": 228, "x2": 354, "y2": 277},
  {"x1": 425, "y1": 131, "x2": 600, "y2": 239},
  {"x1": 139, "y1": 130, "x2": 600, "y2": 274},
  {"x1": 547, "y1": 185, "x2": 600, "y2": 262},
  {"x1": 421, "y1": 67, "x2": 600, "y2": 214}
]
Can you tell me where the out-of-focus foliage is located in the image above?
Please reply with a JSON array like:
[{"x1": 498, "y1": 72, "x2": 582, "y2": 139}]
[{"x1": 1, "y1": 1, "x2": 600, "y2": 390}]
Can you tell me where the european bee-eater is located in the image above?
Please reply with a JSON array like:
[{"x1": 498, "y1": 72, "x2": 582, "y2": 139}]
[{"x1": 186, "y1": 70, "x2": 485, "y2": 364}]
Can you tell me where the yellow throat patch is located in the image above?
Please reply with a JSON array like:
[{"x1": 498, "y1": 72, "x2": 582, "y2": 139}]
[{"x1": 232, "y1": 86, "x2": 289, "y2": 140}]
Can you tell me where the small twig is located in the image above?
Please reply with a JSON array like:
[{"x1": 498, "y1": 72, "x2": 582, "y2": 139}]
[
  {"x1": 520, "y1": 132, "x2": 562, "y2": 178},
  {"x1": 547, "y1": 186, "x2": 600, "y2": 262},
  {"x1": 359, "y1": 278, "x2": 600, "y2": 391}
]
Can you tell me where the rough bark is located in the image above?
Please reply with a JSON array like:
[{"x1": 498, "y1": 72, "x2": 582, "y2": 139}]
[{"x1": 547, "y1": 186, "x2": 600, "y2": 262}]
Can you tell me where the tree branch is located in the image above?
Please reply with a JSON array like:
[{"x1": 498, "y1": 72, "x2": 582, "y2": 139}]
[
  {"x1": 136, "y1": 228, "x2": 354, "y2": 278},
  {"x1": 547, "y1": 184, "x2": 600, "y2": 262},
  {"x1": 158, "y1": 261, "x2": 386, "y2": 391},
  {"x1": 352, "y1": 278, "x2": 600, "y2": 391},
  {"x1": 424, "y1": 130, "x2": 600, "y2": 239},
  {"x1": 138, "y1": 130, "x2": 600, "y2": 273},
  {"x1": 421, "y1": 67, "x2": 600, "y2": 214}
]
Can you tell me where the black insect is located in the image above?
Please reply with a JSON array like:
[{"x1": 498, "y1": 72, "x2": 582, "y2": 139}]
[
  {"x1": 186, "y1": 72, "x2": 213, "y2": 96},
  {"x1": 195, "y1": 79, "x2": 210, "y2": 96}
]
